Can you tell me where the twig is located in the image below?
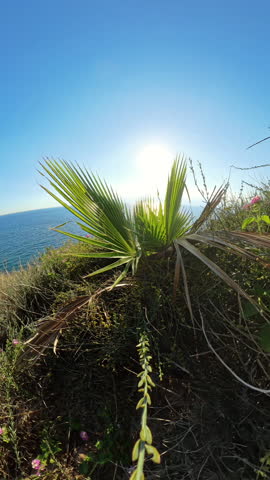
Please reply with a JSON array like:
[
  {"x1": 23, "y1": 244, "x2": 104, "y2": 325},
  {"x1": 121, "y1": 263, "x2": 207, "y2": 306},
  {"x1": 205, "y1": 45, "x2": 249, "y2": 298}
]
[
  {"x1": 247, "y1": 137, "x2": 270, "y2": 150},
  {"x1": 200, "y1": 310, "x2": 270, "y2": 395},
  {"x1": 230, "y1": 163, "x2": 270, "y2": 170}
]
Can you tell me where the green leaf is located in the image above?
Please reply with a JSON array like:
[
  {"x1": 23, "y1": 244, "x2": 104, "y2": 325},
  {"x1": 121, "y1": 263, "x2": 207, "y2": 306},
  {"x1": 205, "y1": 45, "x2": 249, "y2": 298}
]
[
  {"x1": 145, "y1": 425, "x2": 153, "y2": 445},
  {"x1": 129, "y1": 470, "x2": 145, "y2": 480},
  {"x1": 145, "y1": 444, "x2": 161, "y2": 464},
  {"x1": 84, "y1": 257, "x2": 133, "y2": 278},
  {"x1": 138, "y1": 377, "x2": 145, "y2": 388},
  {"x1": 261, "y1": 215, "x2": 270, "y2": 224},
  {"x1": 129, "y1": 469, "x2": 137, "y2": 480},
  {"x1": 164, "y1": 155, "x2": 191, "y2": 243},
  {"x1": 146, "y1": 375, "x2": 156, "y2": 387},
  {"x1": 139, "y1": 425, "x2": 152, "y2": 444},
  {"x1": 136, "y1": 397, "x2": 145, "y2": 410},
  {"x1": 130, "y1": 469, "x2": 145, "y2": 480},
  {"x1": 242, "y1": 216, "x2": 256, "y2": 229},
  {"x1": 132, "y1": 439, "x2": 141, "y2": 461}
]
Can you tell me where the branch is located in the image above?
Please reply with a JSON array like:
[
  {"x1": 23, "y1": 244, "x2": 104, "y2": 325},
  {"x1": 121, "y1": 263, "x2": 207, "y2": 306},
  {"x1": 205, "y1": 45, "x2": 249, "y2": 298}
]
[
  {"x1": 200, "y1": 311, "x2": 270, "y2": 396},
  {"x1": 230, "y1": 163, "x2": 270, "y2": 170},
  {"x1": 247, "y1": 136, "x2": 270, "y2": 150}
]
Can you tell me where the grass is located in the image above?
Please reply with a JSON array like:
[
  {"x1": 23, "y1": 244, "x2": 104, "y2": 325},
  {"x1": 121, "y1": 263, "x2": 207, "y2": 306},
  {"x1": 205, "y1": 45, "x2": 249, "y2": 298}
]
[{"x1": 0, "y1": 193, "x2": 270, "y2": 479}]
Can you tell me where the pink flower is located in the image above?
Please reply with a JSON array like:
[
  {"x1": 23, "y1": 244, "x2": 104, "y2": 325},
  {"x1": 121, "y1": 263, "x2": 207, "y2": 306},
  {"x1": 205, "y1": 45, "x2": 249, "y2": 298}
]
[
  {"x1": 85, "y1": 234, "x2": 91, "y2": 238},
  {"x1": 243, "y1": 203, "x2": 250, "y2": 210},
  {"x1": 80, "y1": 431, "x2": 89, "y2": 441},
  {"x1": 0, "y1": 428, "x2": 4, "y2": 435},
  {"x1": 250, "y1": 195, "x2": 261, "y2": 205},
  {"x1": 31, "y1": 458, "x2": 45, "y2": 476},
  {"x1": 12, "y1": 339, "x2": 20, "y2": 345},
  {"x1": 32, "y1": 459, "x2": 41, "y2": 470}
]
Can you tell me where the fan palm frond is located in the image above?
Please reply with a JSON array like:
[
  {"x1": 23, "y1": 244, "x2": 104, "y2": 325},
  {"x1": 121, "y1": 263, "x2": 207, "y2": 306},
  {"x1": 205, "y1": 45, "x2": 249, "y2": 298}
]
[
  {"x1": 40, "y1": 156, "x2": 270, "y2": 305},
  {"x1": 134, "y1": 197, "x2": 166, "y2": 252},
  {"x1": 40, "y1": 158, "x2": 140, "y2": 285},
  {"x1": 190, "y1": 185, "x2": 227, "y2": 234},
  {"x1": 26, "y1": 154, "x2": 270, "y2": 359},
  {"x1": 20, "y1": 283, "x2": 132, "y2": 363},
  {"x1": 164, "y1": 155, "x2": 191, "y2": 242}
]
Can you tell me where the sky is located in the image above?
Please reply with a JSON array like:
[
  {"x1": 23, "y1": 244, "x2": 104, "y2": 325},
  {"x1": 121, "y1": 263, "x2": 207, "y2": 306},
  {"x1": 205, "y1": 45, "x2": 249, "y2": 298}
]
[{"x1": 1, "y1": 0, "x2": 270, "y2": 215}]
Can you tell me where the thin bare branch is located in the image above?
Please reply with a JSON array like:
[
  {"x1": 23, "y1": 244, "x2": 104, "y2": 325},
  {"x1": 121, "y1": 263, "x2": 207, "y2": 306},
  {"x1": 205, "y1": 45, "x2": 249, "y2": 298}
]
[
  {"x1": 230, "y1": 162, "x2": 270, "y2": 169},
  {"x1": 200, "y1": 311, "x2": 270, "y2": 395},
  {"x1": 247, "y1": 137, "x2": 270, "y2": 150}
]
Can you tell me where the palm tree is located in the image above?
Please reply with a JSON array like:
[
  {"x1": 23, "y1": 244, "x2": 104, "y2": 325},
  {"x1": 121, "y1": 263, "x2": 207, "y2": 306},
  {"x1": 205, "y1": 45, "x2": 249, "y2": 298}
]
[
  {"x1": 34, "y1": 156, "x2": 270, "y2": 480},
  {"x1": 21, "y1": 154, "x2": 270, "y2": 362},
  {"x1": 39, "y1": 155, "x2": 270, "y2": 307}
]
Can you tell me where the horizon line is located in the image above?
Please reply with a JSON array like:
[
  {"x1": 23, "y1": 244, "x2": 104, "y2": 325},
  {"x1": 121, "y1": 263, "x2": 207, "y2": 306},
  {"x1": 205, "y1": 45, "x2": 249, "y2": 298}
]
[
  {"x1": 1, "y1": 201, "x2": 203, "y2": 218},
  {"x1": 0, "y1": 205, "x2": 63, "y2": 217}
]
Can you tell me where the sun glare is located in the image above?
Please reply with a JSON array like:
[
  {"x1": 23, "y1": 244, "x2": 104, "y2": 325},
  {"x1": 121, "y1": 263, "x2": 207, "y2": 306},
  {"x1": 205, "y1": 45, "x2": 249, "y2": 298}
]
[
  {"x1": 135, "y1": 143, "x2": 174, "y2": 188},
  {"x1": 116, "y1": 143, "x2": 175, "y2": 200},
  {"x1": 136, "y1": 143, "x2": 173, "y2": 171}
]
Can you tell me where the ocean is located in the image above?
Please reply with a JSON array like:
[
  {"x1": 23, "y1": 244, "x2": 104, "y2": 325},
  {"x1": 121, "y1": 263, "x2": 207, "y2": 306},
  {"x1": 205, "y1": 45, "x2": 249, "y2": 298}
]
[
  {"x1": 0, "y1": 207, "x2": 81, "y2": 272},
  {"x1": 0, "y1": 205, "x2": 202, "y2": 272}
]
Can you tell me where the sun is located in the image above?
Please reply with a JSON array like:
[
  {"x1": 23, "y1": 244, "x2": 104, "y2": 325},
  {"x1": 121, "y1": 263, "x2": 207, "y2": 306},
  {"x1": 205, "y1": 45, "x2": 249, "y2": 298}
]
[
  {"x1": 115, "y1": 143, "x2": 175, "y2": 200},
  {"x1": 135, "y1": 143, "x2": 174, "y2": 189},
  {"x1": 136, "y1": 143, "x2": 173, "y2": 171}
]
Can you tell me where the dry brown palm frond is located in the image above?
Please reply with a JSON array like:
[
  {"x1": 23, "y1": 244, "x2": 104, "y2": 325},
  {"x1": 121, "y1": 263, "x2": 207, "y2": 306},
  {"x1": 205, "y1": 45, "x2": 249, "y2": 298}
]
[
  {"x1": 177, "y1": 238, "x2": 259, "y2": 305},
  {"x1": 173, "y1": 229, "x2": 270, "y2": 325},
  {"x1": 190, "y1": 185, "x2": 227, "y2": 234},
  {"x1": 173, "y1": 241, "x2": 193, "y2": 321},
  {"x1": 226, "y1": 231, "x2": 270, "y2": 251},
  {"x1": 20, "y1": 295, "x2": 90, "y2": 363},
  {"x1": 19, "y1": 282, "x2": 131, "y2": 363},
  {"x1": 188, "y1": 232, "x2": 270, "y2": 266}
]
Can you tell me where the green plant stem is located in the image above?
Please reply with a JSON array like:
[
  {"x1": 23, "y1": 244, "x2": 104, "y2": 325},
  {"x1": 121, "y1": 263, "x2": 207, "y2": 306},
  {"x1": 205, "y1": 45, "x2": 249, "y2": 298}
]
[
  {"x1": 131, "y1": 332, "x2": 160, "y2": 479},
  {"x1": 136, "y1": 441, "x2": 146, "y2": 480},
  {"x1": 136, "y1": 387, "x2": 148, "y2": 479}
]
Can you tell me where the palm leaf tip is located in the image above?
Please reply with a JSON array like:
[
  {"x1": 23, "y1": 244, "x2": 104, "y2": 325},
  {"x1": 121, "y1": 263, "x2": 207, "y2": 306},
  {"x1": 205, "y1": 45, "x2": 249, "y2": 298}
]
[
  {"x1": 163, "y1": 155, "x2": 193, "y2": 243},
  {"x1": 40, "y1": 158, "x2": 141, "y2": 282}
]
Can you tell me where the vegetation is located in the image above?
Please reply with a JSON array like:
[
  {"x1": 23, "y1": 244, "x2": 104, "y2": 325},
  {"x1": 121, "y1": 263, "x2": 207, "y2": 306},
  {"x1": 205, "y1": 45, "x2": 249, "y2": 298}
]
[
  {"x1": 1, "y1": 159, "x2": 270, "y2": 479},
  {"x1": 131, "y1": 333, "x2": 160, "y2": 480}
]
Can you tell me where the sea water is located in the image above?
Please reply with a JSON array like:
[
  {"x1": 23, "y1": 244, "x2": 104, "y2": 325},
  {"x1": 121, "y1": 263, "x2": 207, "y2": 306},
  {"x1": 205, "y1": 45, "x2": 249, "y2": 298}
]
[{"x1": 0, "y1": 205, "x2": 202, "y2": 272}]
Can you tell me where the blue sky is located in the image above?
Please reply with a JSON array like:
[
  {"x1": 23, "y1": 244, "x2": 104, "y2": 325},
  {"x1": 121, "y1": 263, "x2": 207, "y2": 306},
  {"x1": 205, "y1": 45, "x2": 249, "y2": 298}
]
[{"x1": 1, "y1": 0, "x2": 270, "y2": 214}]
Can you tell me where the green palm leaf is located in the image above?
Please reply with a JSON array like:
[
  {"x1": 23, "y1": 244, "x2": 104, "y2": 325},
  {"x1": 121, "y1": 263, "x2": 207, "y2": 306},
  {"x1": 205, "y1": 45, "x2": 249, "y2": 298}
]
[
  {"x1": 134, "y1": 198, "x2": 166, "y2": 252},
  {"x1": 133, "y1": 156, "x2": 192, "y2": 252},
  {"x1": 40, "y1": 159, "x2": 140, "y2": 285},
  {"x1": 164, "y1": 155, "x2": 190, "y2": 242},
  {"x1": 40, "y1": 156, "x2": 270, "y2": 303},
  {"x1": 41, "y1": 156, "x2": 191, "y2": 282}
]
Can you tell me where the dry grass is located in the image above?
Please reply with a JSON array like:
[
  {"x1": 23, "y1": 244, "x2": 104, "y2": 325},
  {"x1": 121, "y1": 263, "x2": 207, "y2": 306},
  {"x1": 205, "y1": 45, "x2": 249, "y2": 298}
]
[{"x1": 0, "y1": 269, "x2": 20, "y2": 296}]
